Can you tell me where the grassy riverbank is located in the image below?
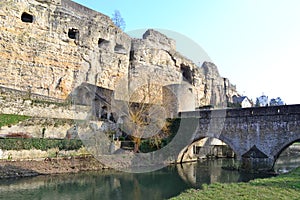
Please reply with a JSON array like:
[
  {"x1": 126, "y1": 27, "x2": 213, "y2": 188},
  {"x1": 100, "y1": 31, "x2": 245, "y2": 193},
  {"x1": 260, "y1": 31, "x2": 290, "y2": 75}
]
[
  {"x1": 0, "y1": 155, "x2": 105, "y2": 179},
  {"x1": 171, "y1": 167, "x2": 300, "y2": 199}
]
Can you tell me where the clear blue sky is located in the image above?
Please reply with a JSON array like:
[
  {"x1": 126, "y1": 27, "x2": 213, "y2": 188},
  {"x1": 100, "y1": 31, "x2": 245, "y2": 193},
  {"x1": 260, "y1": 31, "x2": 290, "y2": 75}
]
[{"x1": 73, "y1": 0, "x2": 300, "y2": 104}]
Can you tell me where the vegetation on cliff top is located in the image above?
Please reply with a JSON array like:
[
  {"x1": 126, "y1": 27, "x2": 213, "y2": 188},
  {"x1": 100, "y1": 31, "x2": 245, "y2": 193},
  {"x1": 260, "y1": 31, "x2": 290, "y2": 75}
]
[{"x1": 170, "y1": 167, "x2": 300, "y2": 199}]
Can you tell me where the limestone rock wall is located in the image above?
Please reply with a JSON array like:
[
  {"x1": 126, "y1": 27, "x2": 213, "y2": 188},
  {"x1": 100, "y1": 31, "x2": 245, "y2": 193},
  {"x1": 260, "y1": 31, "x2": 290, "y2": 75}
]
[
  {"x1": 0, "y1": 0, "x2": 239, "y2": 110},
  {"x1": 0, "y1": 0, "x2": 131, "y2": 99},
  {"x1": 130, "y1": 29, "x2": 238, "y2": 108},
  {"x1": 199, "y1": 62, "x2": 238, "y2": 107}
]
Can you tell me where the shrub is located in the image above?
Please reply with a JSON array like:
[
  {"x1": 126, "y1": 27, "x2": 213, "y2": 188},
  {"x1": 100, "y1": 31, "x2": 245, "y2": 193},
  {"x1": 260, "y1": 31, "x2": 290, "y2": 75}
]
[{"x1": 6, "y1": 132, "x2": 32, "y2": 138}]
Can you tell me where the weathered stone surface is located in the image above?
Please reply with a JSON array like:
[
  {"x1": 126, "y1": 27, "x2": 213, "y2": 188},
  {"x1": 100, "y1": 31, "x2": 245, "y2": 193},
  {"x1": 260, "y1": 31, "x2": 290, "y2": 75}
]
[
  {"x1": 0, "y1": 0, "x2": 131, "y2": 99},
  {"x1": 0, "y1": 117, "x2": 75, "y2": 138},
  {"x1": 0, "y1": 0, "x2": 238, "y2": 110},
  {"x1": 200, "y1": 62, "x2": 237, "y2": 106},
  {"x1": 130, "y1": 29, "x2": 238, "y2": 108},
  {"x1": 0, "y1": 91, "x2": 88, "y2": 120},
  {"x1": 179, "y1": 104, "x2": 300, "y2": 172}
]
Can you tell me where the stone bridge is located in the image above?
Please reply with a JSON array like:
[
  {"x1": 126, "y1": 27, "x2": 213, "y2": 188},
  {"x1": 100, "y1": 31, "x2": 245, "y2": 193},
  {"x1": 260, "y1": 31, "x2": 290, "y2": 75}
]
[{"x1": 178, "y1": 104, "x2": 300, "y2": 172}]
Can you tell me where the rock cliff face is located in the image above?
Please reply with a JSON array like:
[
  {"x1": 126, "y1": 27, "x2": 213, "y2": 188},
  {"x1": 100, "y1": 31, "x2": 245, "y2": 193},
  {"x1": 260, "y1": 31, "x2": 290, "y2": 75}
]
[
  {"x1": 130, "y1": 29, "x2": 238, "y2": 108},
  {"x1": 0, "y1": 0, "x2": 130, "y2": 99},
  {"x1": 0, "y1": 0, "x2": 238, "y2": 109}
]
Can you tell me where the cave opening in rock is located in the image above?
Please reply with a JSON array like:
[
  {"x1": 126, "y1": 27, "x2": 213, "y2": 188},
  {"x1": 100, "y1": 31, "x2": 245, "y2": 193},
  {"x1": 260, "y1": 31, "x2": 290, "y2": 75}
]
[
  {"x1": 68, "y1": 28, "x2": 79, "y2": 40},
  {"x1": 129, "y1": 50, "x2": 135, "y2": 61},
  {"x1": 98, "y1": 38, "x2": 110, "y2": 48},
  {"x1": 180, "y1": 64, "x2": 193, "y2": 84},
  {"x1": 21, "y1": 12, "x2": 34, "y2": 23},
  {"x1": 114, "y1": 44, "x2": 126, "y2": 54}
]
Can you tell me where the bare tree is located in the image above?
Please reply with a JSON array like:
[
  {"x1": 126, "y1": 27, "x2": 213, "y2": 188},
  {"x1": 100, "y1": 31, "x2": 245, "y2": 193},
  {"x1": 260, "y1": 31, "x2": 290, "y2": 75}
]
[
  {"x1": 112, "y1": 68, "x2": 179, "y2": 153},
  {"x1": 130, "y1": 83, "x2": 166, "y2": 152},
  {"x1": 111, "y1": 10, "x2": 126, "y2": 31}
]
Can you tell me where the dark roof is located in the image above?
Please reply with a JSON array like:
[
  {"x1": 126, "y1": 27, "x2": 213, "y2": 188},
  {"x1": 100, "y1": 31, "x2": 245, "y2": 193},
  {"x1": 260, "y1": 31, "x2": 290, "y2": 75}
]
[
  {"x1": 242, "y1": 145, "x2": 268, "y2": 158},
  {"x1": 233, "y1": 96, "x2": 247, "y2": 104}
]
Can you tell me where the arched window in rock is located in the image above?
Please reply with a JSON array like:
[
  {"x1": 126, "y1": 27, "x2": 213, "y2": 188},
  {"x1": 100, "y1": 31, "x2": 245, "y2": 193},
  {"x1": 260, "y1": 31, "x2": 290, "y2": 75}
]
[{"x1": 21, "y1": 12, "x2": 34, "y2": 23}]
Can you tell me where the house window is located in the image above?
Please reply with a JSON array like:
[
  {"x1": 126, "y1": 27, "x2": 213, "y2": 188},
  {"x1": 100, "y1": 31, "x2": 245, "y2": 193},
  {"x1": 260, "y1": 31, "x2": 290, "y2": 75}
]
[
  {"x1": 21, "y1": 12, "x2": 34, "y2": 23},
  {"x1": 68, "y1": 28, "x2": 79, "y2": 40}
]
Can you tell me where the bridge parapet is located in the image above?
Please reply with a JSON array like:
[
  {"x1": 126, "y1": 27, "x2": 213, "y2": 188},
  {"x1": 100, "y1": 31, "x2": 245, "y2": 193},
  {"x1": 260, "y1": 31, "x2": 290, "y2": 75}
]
[
  {"x1": 178, "y1": 104, "x2": 300, "y2": 172},
  {"x1": 180, "y1": 104, "x2": 300, "y2": 118}
]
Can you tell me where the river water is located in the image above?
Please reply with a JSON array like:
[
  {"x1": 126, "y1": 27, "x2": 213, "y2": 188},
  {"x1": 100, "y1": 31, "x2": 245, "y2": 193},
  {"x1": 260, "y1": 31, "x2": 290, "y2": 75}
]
[{"x1": 0, "y1": 148, "x2": 299, "y2": 200}]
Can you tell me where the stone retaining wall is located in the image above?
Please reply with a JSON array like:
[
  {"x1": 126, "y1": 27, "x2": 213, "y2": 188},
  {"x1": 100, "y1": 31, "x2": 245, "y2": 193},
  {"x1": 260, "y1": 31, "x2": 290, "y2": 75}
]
[{"x1": 0, "y1": 95, "x2": 88, "y2": 120}]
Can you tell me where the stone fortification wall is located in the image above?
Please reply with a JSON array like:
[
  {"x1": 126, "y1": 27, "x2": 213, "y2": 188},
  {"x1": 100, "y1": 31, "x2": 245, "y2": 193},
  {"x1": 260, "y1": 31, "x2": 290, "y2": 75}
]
[
  {"x1": 0, "y1": 96, "x2": 88, "y2": 119},
  {"x1": 0, "y1": 117, "x2": 75, "y2": 138},
  {"x1": 0, "y1": 87, "x2": 88, "y2": 119}
]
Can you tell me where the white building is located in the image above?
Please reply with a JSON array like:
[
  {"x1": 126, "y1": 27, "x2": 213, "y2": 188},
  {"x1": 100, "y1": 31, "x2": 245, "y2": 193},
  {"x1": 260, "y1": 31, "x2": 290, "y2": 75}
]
[
  {"x1": 257, "y1": 95, "x2": 268, "y2": 107},
  {"x1": 233, "y1": 96, "x2": 252, "y2": 108}
]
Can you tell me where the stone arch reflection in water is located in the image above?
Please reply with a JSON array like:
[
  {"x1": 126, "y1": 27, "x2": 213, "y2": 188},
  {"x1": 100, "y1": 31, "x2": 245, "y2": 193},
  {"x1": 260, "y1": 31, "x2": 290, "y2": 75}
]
[
  {"x1": 176, "y1": 159, "x2": 273, "y2": 188},
  {"x1": 0, "y1": 161, "x2": 274, "y2": 200},
  {"x1": 274, "y1": 141, "x2": 300, "y2": 173}
]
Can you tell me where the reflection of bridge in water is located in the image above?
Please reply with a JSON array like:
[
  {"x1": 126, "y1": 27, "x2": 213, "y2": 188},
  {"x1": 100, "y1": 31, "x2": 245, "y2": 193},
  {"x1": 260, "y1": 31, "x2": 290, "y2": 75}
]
[
  {"x1": 176, "y1": 159, "x2": 273, "y2": 187},
  {"x1": 178, "y1": 104, "x2": 300, "y2": 172},
  {"x1": 180, "y1": 137, "x2": 235, "y2": 162}
]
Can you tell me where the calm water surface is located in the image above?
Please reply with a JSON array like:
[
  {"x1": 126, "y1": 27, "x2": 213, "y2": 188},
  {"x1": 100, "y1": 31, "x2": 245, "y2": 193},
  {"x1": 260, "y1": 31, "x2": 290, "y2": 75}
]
[{"x1": 0, "y1": 159, "x2": 278, "y2": 200}]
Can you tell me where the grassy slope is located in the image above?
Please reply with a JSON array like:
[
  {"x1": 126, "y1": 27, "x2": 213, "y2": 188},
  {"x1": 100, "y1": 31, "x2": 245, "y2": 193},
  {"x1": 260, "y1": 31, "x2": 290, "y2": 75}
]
[
  {"x1": 171, "y1": 167, "x2": 300, "y2": 200},
  {"x1": 0, "y1": 114, "x2": 30, "y2": 128}
]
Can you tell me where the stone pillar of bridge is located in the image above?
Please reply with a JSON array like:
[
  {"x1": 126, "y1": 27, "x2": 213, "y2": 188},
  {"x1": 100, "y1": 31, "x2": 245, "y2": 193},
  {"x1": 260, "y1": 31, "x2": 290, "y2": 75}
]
[{"x1": 240, "y1": 145, "x2": 274, "y2": 172}]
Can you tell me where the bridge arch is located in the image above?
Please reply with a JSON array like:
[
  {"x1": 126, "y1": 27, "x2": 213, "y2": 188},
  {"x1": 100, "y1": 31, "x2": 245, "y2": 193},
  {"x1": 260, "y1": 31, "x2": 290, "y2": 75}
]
[
  {"x1": 177, "y1": 136, "x2": 237, "y2": 163},
  {"x1": 272, "y1": 138, "x2": 300, "y2": 168}
]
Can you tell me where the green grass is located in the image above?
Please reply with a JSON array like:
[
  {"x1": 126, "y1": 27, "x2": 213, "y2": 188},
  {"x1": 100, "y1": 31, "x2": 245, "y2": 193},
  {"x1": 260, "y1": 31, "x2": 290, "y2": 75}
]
[
  {"x1": 0, "y1": 114, "x2": 30, "y2": 128},
  {"x1": 171, "y1": 167, "x2": 300, "y2": 199},
  {"x1": 0, "y1": 138, "x2": 83, "y2": 151}
]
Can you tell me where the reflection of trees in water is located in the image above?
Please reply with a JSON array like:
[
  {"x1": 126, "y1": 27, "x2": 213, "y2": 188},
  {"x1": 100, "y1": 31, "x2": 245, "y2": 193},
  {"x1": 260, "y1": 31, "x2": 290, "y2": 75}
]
[{"x1": 177, "y1": 159, "x2": 235, "y2": 187}]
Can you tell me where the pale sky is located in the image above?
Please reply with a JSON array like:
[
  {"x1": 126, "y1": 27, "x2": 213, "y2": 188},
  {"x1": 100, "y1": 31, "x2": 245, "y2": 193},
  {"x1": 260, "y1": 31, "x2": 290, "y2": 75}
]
[{"x1": 73, "y1": 0, "x2": 300, "y2": 104}]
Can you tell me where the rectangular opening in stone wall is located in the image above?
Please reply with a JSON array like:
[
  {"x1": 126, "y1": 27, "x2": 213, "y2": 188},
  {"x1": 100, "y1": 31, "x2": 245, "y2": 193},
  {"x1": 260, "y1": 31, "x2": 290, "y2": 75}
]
[
  {"x1": 114, "y1": 44, "x2": 126, "y2": 54},
  {"x1": 68, "y1": 28, "x2": 79, "y2": 40},
  {"x1": 21, "y1": 12, "x2": 34, "y2": 23},
  {"x1": 98, "y1": 38, "x2": 110, "y2": 48}
]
